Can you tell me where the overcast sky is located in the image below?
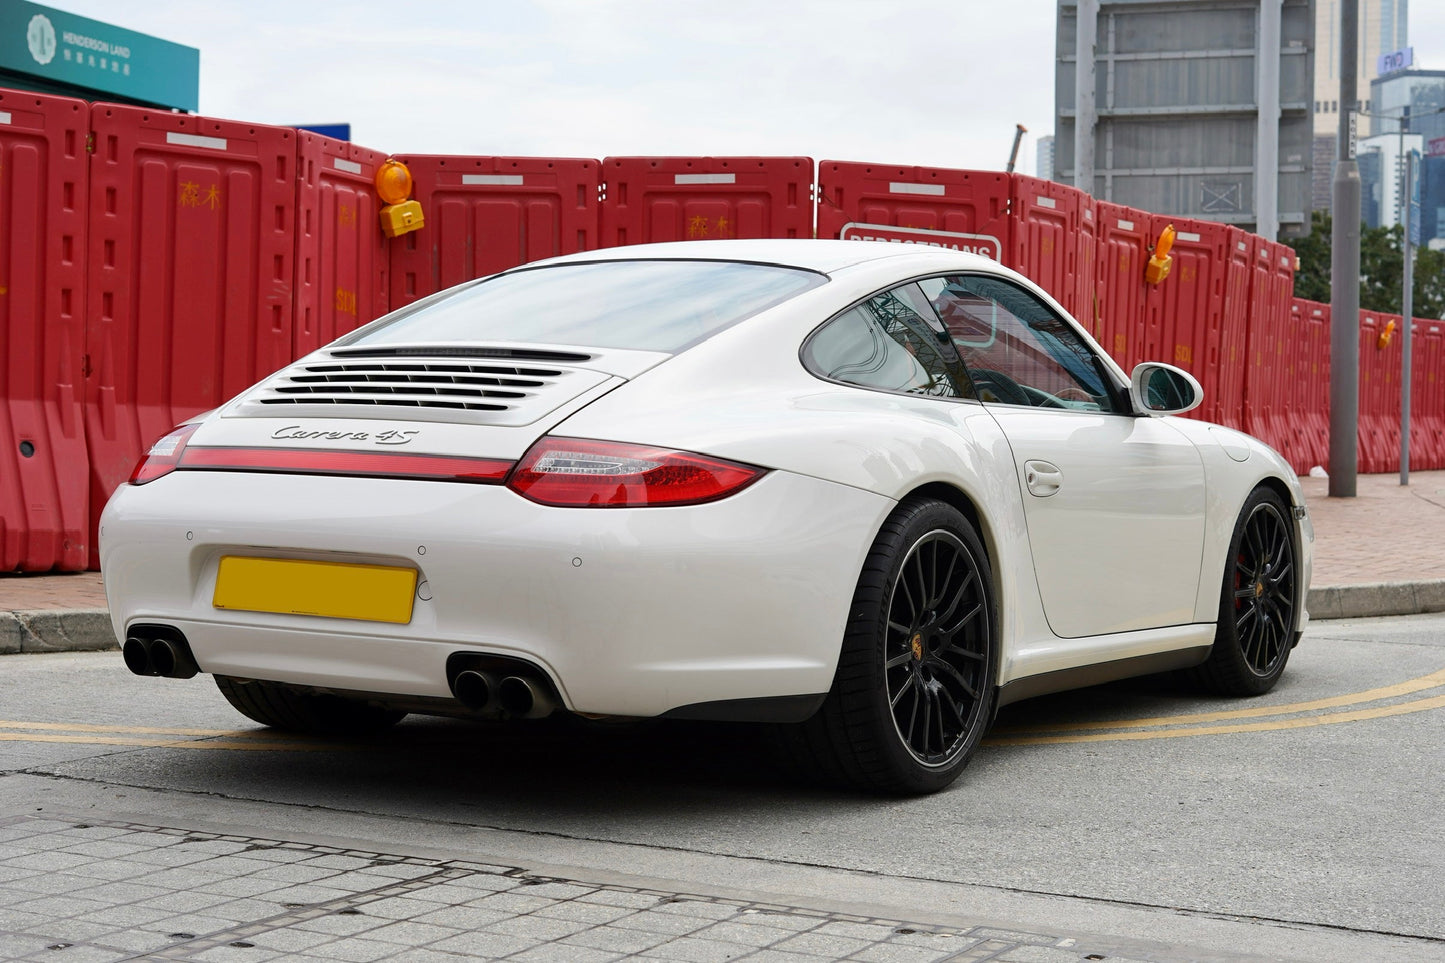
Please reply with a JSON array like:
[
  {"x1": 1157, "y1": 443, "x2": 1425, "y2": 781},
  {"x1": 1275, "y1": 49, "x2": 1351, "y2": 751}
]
[{"x1": 48, "y1": 1, "x2": 1445, "y2": 177}]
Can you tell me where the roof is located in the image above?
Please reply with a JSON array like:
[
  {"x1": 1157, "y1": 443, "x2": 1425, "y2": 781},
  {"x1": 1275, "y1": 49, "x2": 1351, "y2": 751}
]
[{"x1": 526, "y1": 238, "x2": 1002, "y2": 276}]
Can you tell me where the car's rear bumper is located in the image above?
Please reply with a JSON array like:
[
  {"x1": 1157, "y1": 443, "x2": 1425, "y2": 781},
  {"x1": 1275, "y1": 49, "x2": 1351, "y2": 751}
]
[{"x1": 100, "y1": 469, "x2": 892, "y2": 717}]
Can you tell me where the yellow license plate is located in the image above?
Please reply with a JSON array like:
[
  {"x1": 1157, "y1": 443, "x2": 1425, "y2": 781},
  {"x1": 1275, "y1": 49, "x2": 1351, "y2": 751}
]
[{"x1": 213, "y1": 557, "x2": 417, "y2": 624}]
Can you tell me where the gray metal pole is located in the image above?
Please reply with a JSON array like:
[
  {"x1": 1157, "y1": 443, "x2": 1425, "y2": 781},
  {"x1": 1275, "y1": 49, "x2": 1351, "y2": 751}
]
[
  {"x1": 1255, "y1": 0, "x2": 1282, "y2": 240},
  {"x1": 1401, "y1": 148, "x2": 1413, "y2": 485},
  {"x1": 1329, "y1": 0, "x2": 1360, "y2": 497},
  {"x1": 1074, "y1": 0, "x2": 1098, "y2": 195}
]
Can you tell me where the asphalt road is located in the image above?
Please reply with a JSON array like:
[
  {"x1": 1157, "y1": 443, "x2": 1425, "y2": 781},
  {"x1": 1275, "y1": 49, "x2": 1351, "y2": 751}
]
[{"x1": 2, "y1": 613, "x2": 1443, "y2": 962}]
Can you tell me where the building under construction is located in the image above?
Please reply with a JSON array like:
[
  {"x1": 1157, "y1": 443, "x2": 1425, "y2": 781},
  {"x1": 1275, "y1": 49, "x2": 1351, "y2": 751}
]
[{"x1": 1055, "y1": 0, "x2": 1315, "y2": 240}]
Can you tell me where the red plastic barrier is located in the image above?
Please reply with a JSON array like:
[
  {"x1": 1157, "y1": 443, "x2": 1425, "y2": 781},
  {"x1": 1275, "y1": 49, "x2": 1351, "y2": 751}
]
[
  {"x1": 0, "y1": 90, "x2": 90, "y2": 571},
  {"x1": 601, "y1": 156, "x2": 812, "y2": 247},
  {"x1": 816, "y1": 162, "x2": 1010, "y2": 261},
  {"x1": 1214, "y1": 229, "x2": 1256, "y2": 432},
  {"x1": 390, "y1": 155, "x2": 599, "y2": 308},
  {"x1": 1007, "y1": 176, "x2": 1088, "y2": 318},
  {"x1": 1410, "y1": 318, "x2": 1445, "y2": 470},
  {"x1": 1073, "y1": 196, "x2": 1098, "y2": 337},
  {"x1": 1142, "y1": 217, "x2": 1245, "y2": 428},
  {"x1": 85, "y1": 105, "x2": 298, "y2": 567},
  {"x1": 1240, "y1": 237, "x2": 1296, "y2": 460},
  {"x1": 294, "y1": 133, "x2": 389, "y2": 355},
  {"x1": 1357, "y1": 311, "x2": 1402, "y2": 473},
  {"x1": 1092, "y1": 202, "x2": 1151, "y2": 371},
  {"x1": 1286, "y1": 299, "x2": 1331, "y2": 472}
]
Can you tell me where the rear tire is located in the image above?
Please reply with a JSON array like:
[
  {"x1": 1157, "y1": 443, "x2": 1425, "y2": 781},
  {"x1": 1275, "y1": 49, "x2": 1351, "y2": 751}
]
[
  {"x1": 789, "y1": 497, "x2": 997, "y2": 794},
  {"x1": 215, "y1": 676, "x2": 406, "y2": 736},
  {"x1": 1191, "y1": 487, "x2": 1299, "y2": 696}
]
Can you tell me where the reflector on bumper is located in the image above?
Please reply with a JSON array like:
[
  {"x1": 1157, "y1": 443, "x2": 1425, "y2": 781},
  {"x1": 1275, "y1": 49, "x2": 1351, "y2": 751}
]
[{"x1": 213, "y1": 557, "x2": 418, "y2": 624}]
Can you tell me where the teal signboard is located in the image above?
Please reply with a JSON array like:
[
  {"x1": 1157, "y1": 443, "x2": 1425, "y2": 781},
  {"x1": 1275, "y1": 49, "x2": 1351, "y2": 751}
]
[{"x1": 0, "y1": 1, "x2": 198, "y2": 111}]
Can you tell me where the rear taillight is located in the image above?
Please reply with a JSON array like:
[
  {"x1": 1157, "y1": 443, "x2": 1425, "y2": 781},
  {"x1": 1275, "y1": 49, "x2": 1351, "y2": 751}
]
[
  {"x1": 128, "y1": 424, "x2": 200, "y2": 485},
  {"x1": 507, "y1": 437, "x2": 765, "y2": 508}
]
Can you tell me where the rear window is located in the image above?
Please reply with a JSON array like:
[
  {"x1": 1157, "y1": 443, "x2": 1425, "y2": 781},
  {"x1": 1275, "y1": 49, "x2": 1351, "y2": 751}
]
[{"x1": 339, "y1": 259, "x2": 826, "y2": 353}]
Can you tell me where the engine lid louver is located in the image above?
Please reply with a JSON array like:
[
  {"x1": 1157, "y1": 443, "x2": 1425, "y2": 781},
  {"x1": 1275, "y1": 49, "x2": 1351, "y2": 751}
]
[{"x1": 239, "y1": 348, "x2": 613, "y2": 426}]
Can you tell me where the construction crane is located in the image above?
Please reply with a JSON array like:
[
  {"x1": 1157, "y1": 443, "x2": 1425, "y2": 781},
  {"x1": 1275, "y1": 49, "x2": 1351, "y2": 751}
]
[{"x1": 1005, "y1": 124, "x2": 1027, "y2": 173}]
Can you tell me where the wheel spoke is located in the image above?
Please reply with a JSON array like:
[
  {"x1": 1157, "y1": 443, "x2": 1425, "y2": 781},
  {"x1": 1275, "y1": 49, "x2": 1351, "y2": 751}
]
[
  {"x1": 932, "y1": 691, "x2": 947, "y2": 754},
  {"x1": 934, "y1": 549, "x2": 958, "y2": 612},
  {"x1": 896, "y1": 569, "x2": 919, "y2": 624},
  {"x1": 941, "y1": 601, "x2": 982, "y2": 637},
  {"x1": 934, "y1": 660, "x2": 979, "y2": 701},
  {"x1": 913, "y1": 551, "x2": 929, "y2": 613},
  {"x1": 936, "y1": 568, "x2": 977, "y2": 625},
  {"x1": 929, "y1": 539, "x2": 940, "y2": 609},
  {"x1": 885, "y1": 651, "x2": 913, "y2": 670}
]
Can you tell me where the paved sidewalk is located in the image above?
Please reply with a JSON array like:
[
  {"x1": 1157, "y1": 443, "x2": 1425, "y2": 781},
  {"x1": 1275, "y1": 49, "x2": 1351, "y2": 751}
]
[{"x1": 4, "y1": 471, "x2": 1444, "y2": 654}]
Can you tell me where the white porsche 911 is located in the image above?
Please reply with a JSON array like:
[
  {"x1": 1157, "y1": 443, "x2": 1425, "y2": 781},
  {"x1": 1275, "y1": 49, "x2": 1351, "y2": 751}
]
[{"x1": 101, "y1": 239, "x2": 1312, "y2": 793}]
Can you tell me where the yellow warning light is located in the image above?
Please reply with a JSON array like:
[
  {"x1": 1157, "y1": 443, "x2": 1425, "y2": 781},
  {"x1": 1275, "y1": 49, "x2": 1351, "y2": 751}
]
[
  {"x1": 375, "y1": 159, "x2": 414, "y2": 205},
  {"x1": 1145, "y1": 224, "x2": 1176, "y2": 285},
  {"x1": 1378, "y1": 319, "x2": 1396, "y2": 349}
]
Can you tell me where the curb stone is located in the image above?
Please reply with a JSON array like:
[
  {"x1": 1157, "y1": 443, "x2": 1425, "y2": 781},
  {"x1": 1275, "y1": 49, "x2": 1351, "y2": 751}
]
[
  {"x1": 0, "y1": 610, "x2": 118, "y2": 655},
  {"x1": 3, "y1": 586, "x2": 1444, "y2": 656},
  {"x1": 1306, "y1": 580, "x2": 1445, "y2": 621}
]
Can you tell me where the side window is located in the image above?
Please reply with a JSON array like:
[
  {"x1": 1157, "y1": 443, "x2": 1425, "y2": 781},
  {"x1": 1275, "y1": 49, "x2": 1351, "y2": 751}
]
[
  {"x1": 922, "y1": 275, "x2": 1119, "y2": 412},
  {"x1": 804, "y1": 283, "x2": 974, "y2": 399}
]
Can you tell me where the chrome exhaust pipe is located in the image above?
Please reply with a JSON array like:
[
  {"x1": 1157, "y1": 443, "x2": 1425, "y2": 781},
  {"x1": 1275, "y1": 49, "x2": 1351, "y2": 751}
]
[
  {"x1": 123, "y1": 637, "x2": 154, "y2": 676},
  {"x1": 498, "y1": 675, "x2": 555, "y2": 719},
  {"x1": 451, "y1": 669, "x2": 497, "y2": 711},
  {"x1": 148, "y1": 637, "x2": 199, "y2": 679}
]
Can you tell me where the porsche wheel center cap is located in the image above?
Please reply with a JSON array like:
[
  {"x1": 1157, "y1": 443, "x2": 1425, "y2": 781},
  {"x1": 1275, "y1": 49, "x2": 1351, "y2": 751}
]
[
  {"x1": 1254, "y1": 582, "x2": 1265, "y2": 598},
  {"x1": 910, "y1": 633, "x2": 924, "y2": 661}
]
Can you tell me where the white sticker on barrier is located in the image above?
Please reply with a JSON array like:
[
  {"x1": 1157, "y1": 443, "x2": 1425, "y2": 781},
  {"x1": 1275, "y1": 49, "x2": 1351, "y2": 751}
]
[
  {"x1": 674, "y1": 173, "x2": 736, "y2": 185},
  {"x1": 0, "y1": 112, "x2": 11, "y2": 126},
  {"x1": 166, "y1": 132, "x2": 228, "y2": 151},
  {"x1": 1177, "y1": 231, "x2": 1201, "y2": 242},
  {"x1": 889, "y1": 182, "x2": 945, "y2": 196},
  {"x1": 332, "y1": 158, "x2": 363, "y2": 175},
  {"x1": 1035, "y1": 196, "x2": 1057, "y2": 208},
  {"x1": 1118, "y1": 219, "x2": 1134, "y2": 231},
  {"x1": 462, "y1": 174, "x2": 524, "y2": 186}
]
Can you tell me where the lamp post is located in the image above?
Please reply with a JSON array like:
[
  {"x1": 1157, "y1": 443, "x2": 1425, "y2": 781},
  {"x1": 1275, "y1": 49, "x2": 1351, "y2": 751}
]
[{"x1": 1355, "y1": 104, "x2": 1444, "y2": 485}]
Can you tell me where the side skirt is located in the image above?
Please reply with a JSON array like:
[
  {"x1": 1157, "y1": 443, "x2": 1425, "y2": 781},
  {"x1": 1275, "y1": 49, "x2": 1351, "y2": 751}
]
[{"x1": 995, "y1": 645, "x2": 1211, "y2": 708}]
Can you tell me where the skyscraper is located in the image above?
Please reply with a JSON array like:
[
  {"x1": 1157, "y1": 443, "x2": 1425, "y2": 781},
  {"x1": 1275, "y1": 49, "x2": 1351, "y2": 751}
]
[{"x1": 1311, "y1": 0, "x2": 1409, "y2": 209}]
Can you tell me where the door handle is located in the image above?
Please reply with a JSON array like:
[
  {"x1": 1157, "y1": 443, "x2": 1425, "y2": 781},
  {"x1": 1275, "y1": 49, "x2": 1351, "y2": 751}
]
[{"x1": 1024, "y1": 460, "x2": 1062, "y2": 497}]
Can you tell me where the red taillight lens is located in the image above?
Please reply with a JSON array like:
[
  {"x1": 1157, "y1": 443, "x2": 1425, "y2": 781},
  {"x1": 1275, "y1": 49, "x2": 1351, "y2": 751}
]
[
  {"x1": 177, "y1": 447, "x2": 514, "y2": 484},
  {"x1": 129, "y1": 424, "x2": 200, "y2": 485},
  {"x1": 508, "y1": 437, "x2": 765, "y2": 508}
]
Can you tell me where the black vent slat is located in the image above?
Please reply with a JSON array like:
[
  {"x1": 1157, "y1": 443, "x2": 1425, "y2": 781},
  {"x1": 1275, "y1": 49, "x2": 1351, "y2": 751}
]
[
  {"x1": 331, "y1": 346, "x2": 593, "y2": 364},
  {"x1": 257, "y1": 397, "x2": 509, "y2": 412},
  {"x1": 289, "y1": 373, "x2": 545, "y2": 388},
  {"x1": 274, "y1": 384, "x2": 527, "y2": 399}
]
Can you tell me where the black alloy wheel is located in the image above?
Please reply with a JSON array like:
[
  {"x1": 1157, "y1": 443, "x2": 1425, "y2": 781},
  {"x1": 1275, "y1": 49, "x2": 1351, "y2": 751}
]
[
  {"x1": 1192, "y1": 487, "x2": 1298, "y2": 695},
  {"x1": 883, "y1": 529, "x2": 991, "y2": 766},
  {"x1": 788, "y1": 497, "x2": 997, "y2": 794}
]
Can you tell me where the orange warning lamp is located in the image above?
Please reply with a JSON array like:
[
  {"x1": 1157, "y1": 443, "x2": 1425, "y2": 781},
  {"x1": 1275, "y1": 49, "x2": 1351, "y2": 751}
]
[
  {"x1": 376, "y1": 159, "x2": 424, "y2": 238},
  {"x1": 1145, "y1": 224, "x2": 1175, "y2": 285},
  {"x1": 1378, "y1": 319, "x2": 1396, "y2": 349}
]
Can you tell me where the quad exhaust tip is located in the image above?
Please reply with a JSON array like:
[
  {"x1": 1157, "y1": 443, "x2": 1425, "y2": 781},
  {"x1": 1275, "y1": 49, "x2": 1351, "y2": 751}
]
[
  {"x1": 122, "y1": 627, "x2": 199, "y2": 679},
  {"x1": 446, "y1": 656, "x2": 558, "y2": 719}
]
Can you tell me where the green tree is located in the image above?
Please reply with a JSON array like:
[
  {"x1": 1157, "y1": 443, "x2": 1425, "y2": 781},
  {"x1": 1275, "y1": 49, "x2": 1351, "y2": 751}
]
[{"x1": 1292, "y1": 209, "x2": 1445, "y2": 319}]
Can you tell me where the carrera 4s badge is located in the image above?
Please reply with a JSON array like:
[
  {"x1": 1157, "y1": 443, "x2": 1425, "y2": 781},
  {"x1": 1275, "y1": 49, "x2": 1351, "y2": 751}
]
[{"x1": 270, "y1": 426, "x2": 421, "y2": 446}]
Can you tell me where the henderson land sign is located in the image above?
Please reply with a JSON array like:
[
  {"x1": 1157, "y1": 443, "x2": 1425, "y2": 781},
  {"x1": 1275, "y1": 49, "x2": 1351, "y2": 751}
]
[{"x1": 1, "y1": 0, "x2": 198, "y2": 111}]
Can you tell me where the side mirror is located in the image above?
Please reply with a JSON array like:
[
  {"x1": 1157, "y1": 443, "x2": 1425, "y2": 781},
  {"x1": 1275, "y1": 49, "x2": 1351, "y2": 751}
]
[{"x1": 1129, "y1": 363, "x2": 1203, "y2": 416}]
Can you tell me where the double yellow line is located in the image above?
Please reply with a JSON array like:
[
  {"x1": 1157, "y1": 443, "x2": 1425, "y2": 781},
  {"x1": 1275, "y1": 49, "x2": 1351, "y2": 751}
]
[
  {"x1": 986, "y1": 667, "x2": 1445, "y2": 745},
  {"x1": 0, "y1": 720, "x2": 324, "y2": 752}
]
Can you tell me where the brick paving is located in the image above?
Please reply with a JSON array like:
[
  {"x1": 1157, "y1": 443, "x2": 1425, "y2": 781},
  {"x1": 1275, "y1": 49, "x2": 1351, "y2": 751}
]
[{"x1": 0, "y1": 817, "x2": 1142, "y2": 963}]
